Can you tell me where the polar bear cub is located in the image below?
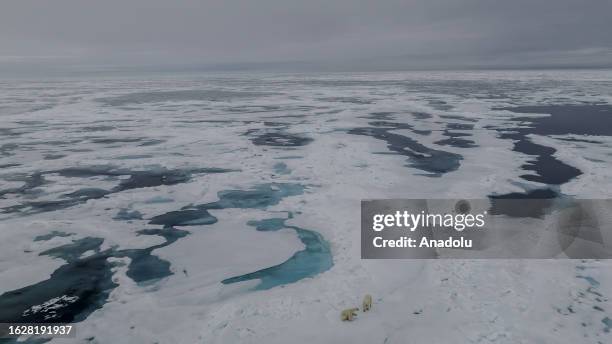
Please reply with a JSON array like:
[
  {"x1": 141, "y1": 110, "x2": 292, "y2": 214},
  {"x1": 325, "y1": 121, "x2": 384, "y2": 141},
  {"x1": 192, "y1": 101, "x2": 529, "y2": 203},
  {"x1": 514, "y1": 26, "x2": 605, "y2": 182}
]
[
  {"x1": 340, "y1": 307, "x2": 359, "y2": 321},
  {"x1": 362, "y1": 294, "x2": 372, "y2": 312}
]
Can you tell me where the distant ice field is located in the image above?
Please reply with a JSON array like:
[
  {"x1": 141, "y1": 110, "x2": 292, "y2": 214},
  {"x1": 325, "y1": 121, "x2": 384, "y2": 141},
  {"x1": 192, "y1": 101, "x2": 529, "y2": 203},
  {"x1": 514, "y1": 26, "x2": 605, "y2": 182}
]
[{"x1": 0, "y1": 70, "x2": 611, "y2": 343}]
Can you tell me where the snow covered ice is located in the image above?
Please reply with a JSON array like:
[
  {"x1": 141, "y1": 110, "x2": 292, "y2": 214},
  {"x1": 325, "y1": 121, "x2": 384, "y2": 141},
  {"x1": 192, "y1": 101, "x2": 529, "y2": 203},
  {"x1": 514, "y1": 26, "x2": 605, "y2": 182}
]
[{"x1": 0, "y1": 70, "x2": 611, "y2": 343}]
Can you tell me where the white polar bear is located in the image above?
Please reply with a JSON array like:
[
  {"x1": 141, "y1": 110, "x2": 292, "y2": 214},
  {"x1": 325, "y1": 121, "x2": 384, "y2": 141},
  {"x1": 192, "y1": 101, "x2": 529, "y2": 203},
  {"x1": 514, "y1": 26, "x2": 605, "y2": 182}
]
[
  {"x1": 362, "y1": 294, "x2": 372, "y2": 312},
  {"x1": 341, "y1": 307, "x2": 359, "y2": 321}
]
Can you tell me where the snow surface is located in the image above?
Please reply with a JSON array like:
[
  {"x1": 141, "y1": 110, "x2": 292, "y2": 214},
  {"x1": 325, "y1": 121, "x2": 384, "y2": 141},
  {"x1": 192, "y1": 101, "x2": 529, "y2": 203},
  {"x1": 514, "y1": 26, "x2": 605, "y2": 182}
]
[{"x1": 0, "y1": 70, "x2": 611, "y2": 343}]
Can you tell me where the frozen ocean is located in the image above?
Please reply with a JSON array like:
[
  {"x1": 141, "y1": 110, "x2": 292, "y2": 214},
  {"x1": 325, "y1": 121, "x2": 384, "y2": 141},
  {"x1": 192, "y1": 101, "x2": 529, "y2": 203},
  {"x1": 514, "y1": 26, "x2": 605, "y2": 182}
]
[{"x1": 1, "y1": 70, "x2": 611, "y2": 343}]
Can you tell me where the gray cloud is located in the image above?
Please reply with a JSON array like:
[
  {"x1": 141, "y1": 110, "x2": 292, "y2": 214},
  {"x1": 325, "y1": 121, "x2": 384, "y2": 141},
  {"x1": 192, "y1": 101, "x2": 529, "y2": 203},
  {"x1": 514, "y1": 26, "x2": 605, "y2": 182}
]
[{"x1": 1, "y1": 0, "x2": 611, "y2": 70}]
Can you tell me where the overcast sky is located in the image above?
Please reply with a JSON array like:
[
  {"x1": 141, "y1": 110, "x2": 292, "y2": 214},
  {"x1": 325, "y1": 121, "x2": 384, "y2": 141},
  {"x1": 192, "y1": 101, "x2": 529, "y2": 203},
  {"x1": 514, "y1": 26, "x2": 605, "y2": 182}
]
[{"x1": 1, "y1": 0, "x2": 612, "y2": 70}]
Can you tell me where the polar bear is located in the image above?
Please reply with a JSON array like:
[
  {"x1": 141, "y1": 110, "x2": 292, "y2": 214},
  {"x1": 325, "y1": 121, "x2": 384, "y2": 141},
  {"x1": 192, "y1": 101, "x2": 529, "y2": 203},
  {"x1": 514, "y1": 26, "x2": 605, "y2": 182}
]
[
  {"x1": 341, "y1": 307, "x2": 359, "y2": 321},
  {"x1": 362, "y1": 294, "x2": 372, "y2": 312}
]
